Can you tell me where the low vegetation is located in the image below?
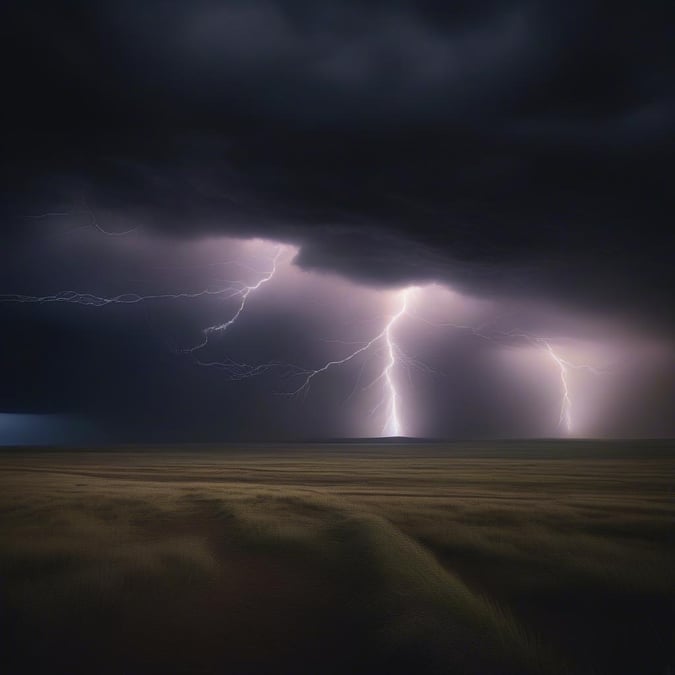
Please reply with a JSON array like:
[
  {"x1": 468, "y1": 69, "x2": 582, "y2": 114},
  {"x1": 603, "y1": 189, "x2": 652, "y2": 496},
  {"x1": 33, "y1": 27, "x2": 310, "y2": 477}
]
[{"x1": 1, "y1": 441, "x2": 673, "y2": 674}]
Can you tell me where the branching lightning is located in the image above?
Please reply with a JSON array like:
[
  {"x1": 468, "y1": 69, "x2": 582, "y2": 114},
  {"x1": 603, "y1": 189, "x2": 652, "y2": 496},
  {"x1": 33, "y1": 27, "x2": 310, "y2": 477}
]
[
  {"x1": 502, "y1": 330, "x2": 605, "y2": 433},
  {"x1": 380, "y1": 289, "x2": 412, "y2": 435},
  {"x1": 409, "y1": 314, "x2": 605, "y2": 434},
  {"x1": 0, "y1": 246, "x2": 287, "y2": 379},
  {"x1": 538, "y1": 338, "x2": 607, "y2": 433},
  {"x1": 0, "y1": 286, "x2": 247, "y2": 307},
  {"x1": 289, "y1": 288, "x2": 417, "y2": 436},
  {"x1": 543, "y1": 340, "x2": 573, "y2": 431},
  {"x1": 183, "y1": 246, "x2": 283, "y2": 355},
  {"x1": 0, "y1": 224, "x2": 608, "y2": 436}
]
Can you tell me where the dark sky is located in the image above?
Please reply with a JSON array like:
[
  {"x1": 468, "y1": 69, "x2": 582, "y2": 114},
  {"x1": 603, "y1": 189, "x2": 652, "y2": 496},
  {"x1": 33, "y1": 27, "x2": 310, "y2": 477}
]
[{"x1": 1, "y1": 1, "x2": 673, "y2": 443}]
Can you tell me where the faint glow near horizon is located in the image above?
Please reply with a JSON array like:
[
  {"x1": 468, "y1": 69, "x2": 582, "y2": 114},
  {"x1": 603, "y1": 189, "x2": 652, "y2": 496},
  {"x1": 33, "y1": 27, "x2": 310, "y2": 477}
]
[{"x1": 0, "y1": 414, "x2": 94, "y2": 445}]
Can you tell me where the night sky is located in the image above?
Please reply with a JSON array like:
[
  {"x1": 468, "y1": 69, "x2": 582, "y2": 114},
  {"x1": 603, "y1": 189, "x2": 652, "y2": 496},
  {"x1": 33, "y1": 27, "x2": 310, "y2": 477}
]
[{"x1": 1, "y1": 1, "x2": 674, "y2": 443}]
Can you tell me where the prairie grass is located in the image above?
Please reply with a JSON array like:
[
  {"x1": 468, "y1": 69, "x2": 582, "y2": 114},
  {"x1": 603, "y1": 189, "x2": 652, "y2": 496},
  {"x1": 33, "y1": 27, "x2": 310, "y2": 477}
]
[{"x1": 0, "y1": 441, "x2": 673, "y2": 674}]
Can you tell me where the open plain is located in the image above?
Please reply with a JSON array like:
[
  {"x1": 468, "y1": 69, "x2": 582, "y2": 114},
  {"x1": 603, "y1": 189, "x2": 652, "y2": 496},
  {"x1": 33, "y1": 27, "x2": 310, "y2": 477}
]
[{"x1": 1, "y1": 441, "x2": 673, "y2": 674}]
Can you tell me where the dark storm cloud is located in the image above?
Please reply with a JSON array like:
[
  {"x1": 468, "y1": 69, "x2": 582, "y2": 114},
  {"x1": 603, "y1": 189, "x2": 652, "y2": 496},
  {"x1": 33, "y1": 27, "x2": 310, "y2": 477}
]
[
  {"x1": 2, "y1": 2, "x2": 674, "y2": 320},
  {"x1": 1, "y1": 0, "x2": 674, "y2": 444}
]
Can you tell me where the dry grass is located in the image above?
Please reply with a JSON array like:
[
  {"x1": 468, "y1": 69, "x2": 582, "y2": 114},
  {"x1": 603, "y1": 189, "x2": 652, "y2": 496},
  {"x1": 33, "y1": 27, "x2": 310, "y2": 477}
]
[{"x1": 0, "y1": 441, "x2": 673, "y2": 674}]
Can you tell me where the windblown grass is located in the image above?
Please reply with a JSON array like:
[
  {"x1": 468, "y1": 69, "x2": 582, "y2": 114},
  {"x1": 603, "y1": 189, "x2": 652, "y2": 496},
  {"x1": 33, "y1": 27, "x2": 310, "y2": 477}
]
[{"x1": 0, "y1": 441, "x2": 673, "y2": 674}]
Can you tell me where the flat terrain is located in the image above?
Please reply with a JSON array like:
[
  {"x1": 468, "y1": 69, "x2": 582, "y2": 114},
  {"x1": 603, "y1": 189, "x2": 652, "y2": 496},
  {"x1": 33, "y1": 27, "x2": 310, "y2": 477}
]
[{"x1": 1, "y1": 441, "x2": 673, "y2": 674}]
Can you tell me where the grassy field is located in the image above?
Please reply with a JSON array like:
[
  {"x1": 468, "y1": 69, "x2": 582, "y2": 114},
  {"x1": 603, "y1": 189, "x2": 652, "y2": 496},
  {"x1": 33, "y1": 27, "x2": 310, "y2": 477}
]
[{"x1": 0, "y1": 441, "x2": 673, "y2": 674}]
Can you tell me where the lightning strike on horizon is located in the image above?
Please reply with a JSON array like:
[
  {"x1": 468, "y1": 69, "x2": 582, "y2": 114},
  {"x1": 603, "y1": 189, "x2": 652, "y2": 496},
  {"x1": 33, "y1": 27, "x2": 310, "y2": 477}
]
[
  {"x1": 410, "y1": 313, "x2": 605, "y2": 434},
  {"x1": 377, "y1": 289, "x2": 414, "y2": 435},
  {"x1": 504, "y1": 330, "x2": 605, "y2": 433},
  {"x1": 543, "y1": 340, "x2": 573, "y2": 431},
  {"x1": 289, "y1": 288, "x2": 415, "y2": 436}
]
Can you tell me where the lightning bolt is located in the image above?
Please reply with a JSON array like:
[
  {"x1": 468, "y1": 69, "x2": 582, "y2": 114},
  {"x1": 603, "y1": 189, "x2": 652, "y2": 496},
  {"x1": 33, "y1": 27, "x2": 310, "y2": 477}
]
[
  {"x1": 183, "y1": 246, "x2": 283, "y2": 355},
  {"x1": 380, "y1": 289, "x2": 411, "y2": 435},
  {"x1": 542, "y1": 340, "x2": 572, "y2": 431},
  {"x1": 502, "y1": 331, "x2": 605, "y2": 434},
  {"x1": 0, "y1": 246, "x2": 287, "y2": 380},
  {"x1": 289, "y1": 288, "x2": 415, "y2": 436},
  {"x1": 409, "y1": 313, "x2": 605, "y2": 435},
  {"x1": 536, "y1": 339, "x2": 607, "y2": 433}
]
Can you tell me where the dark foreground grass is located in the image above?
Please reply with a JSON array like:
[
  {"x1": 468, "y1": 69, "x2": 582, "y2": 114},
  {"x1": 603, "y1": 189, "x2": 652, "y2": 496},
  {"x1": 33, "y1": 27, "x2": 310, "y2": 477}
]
[{"x1": 0, "y1": 441, "x2": 673, "y2": 674}]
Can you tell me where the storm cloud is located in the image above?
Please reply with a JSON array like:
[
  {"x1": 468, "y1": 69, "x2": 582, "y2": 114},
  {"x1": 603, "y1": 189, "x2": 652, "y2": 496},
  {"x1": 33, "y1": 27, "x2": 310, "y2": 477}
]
[{"x1": 1, "y1": 1, "x2": 673, "y2": 441}]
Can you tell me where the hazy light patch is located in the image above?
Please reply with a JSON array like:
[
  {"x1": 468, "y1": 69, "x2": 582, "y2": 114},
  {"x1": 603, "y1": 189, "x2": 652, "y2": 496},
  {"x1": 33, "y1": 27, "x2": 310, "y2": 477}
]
[
  {"x1": 0, "y1": 414, "x2": 97, "y2": 446},
  {"x1": 497, "y1": 338, "x2": 634, "y2": 437}
]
